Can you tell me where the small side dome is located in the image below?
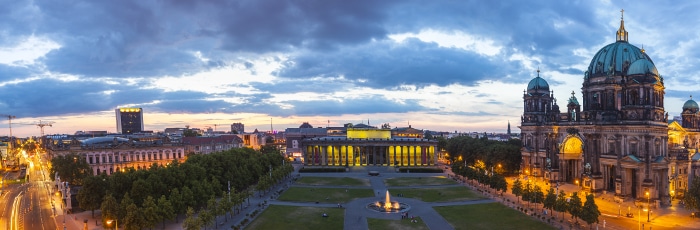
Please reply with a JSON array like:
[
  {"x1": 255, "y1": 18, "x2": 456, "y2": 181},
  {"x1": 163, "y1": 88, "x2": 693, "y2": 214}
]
[
  {"x1": 299, "y1": 122, "x2": 313, "y2": 128},
  {"x1": 626, "y1": 59, "x2": 658, "y2": 76},
  {"x1": 683, "y1": 98, "x2": 699, "y2": 111}
]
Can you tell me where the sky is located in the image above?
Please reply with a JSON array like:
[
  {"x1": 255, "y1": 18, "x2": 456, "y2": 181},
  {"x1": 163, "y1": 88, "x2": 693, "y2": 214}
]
[{"x1": 1, "y1": 0, "x2": 700, "y2": 137}]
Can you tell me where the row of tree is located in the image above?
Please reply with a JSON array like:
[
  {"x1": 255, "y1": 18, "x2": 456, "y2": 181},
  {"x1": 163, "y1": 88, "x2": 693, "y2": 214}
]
[
  {"x1": 511, "y1": 179, "x2": 600, "y2": 226},
  {"x1": 51, "y1": 147, "x2": 291, "y2": 229},
  {"x1": 452, "y1": 164, "x2": 507, "y2": 194},
  {"x1": 445, "y1": 136, "x2": 521, "y2": 174}
]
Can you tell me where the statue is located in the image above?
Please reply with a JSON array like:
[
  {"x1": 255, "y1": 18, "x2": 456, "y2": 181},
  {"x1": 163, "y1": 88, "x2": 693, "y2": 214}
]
[{"x1": 584, "y1": 163, "x2": 591, "y2": 175}]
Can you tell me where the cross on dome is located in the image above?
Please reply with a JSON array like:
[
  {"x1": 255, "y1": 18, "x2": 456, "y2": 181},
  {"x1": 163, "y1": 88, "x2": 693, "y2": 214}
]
[{"x1": 616, "y1": 9, "x2": 628, "y2": 42}]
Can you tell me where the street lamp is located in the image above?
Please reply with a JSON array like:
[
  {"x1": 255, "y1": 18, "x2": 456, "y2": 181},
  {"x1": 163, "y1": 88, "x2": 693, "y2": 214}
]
[
  {"x1": 646, "y1": 191, "x2": 650, "y2": 222},
  {"x1": 107, "y1": 219, "x2": 118, "y2": 230},
  {"x1": 575, "y1": 179, "x2": 579, "y2": 189}
]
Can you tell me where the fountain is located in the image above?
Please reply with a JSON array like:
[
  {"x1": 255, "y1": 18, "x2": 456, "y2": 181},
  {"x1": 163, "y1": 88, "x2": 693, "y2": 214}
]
[{"x1": 366, "y1": 190, "x2": 410, "y2": 213}]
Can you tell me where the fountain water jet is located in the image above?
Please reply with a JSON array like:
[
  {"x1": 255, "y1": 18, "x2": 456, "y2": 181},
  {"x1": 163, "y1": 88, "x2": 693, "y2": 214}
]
[{"x1": 366, "y1": 190, "x2": 410, "y2": 213}]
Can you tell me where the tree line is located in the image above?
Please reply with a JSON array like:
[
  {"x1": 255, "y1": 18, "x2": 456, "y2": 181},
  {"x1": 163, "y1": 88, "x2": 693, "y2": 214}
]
[
  {"x1": 51, "y1": 147, "x2": 293, "y2": 230},
  {"x1": 511, "y1": 178, "x2": 600, "y2": 227},
  {"x1": 445, "y1": 136, "x2": 521, "y2": 175}
]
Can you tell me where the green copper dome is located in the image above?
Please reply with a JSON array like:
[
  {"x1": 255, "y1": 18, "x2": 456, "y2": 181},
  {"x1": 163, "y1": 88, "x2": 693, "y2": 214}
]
[
  {"x1": 626, "y1": 59, "x2": 658, "y2": 76},
  {"x1": 527, "y1": 76, "x2": 549, "y2": 92},
  {"x1": 587, "y1": 41, "x2": 653, "y2": 79},
  {"x1": 683, "y1": 99, "x2": 699, "y2": 111}
]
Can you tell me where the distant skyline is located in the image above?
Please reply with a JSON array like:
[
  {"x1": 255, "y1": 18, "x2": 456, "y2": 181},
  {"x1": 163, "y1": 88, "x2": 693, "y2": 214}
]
[{"x1": 1, "y1": 1, "x2": 699, "y2": 137}]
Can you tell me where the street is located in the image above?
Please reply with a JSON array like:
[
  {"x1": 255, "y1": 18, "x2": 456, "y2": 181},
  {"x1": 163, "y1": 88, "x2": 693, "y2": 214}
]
[{"x1": 0, "y1": 152, "x2": 58, "y2": 230}]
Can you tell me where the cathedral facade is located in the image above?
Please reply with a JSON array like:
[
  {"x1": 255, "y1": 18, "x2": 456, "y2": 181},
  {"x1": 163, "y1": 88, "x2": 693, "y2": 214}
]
[{"x1": 518, "y1": 13, "x2": 699, "y2": 207}]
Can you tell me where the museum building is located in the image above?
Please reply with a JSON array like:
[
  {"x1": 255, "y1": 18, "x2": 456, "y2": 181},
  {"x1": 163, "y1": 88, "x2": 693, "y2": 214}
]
[
  {"x1": 520, "y1": 13, "x2": 699, "y2": 207},
  {"x1": 300, "y1": 124, "x2": 437, "y2": 167}
]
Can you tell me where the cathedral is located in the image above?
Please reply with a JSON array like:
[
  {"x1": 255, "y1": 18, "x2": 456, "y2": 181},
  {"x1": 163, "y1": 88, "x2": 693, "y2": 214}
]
[{"x1": 520, "y1": 12, "x2": 699, "y2": 207}]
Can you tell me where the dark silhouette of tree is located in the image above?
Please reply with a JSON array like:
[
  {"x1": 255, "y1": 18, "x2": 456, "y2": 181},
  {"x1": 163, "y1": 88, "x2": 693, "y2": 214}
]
[
  {"x1": 49, "y1": 153, "x2": 92, "y2": 185},
  {"x1": 554, "y1": 190, "x2": 568, "y2": 219},
  {"x1": 683, "y1": 177, "x2": 700, "y2": 214},
  {"x1": 142, "y1": 196, "x2": 160, "y2": 230},
  {"x1": 157, "y1": 195, "x2": 175, "y2": 229},
  {"x1": 543, "y1": 187, "x2": 557, "y2": 216},
  {"x1": 100, "y1": 194, "x2": 119, "y2": 226},
  {"x1": 580, "y1": 193, "x2": 601, "y2": 228},
  {"x1": 568, "y1": 192, "x2": 583, "y2": 222},
  {"x1": 512, "y1": 179, "x2": 523, "y2": 204},
  {"x1": 169, "y1": 188, "x2": 185, "y2": 223},
  {"x1": 77, "y1": 174, "x2": 108, "y2": 217}
]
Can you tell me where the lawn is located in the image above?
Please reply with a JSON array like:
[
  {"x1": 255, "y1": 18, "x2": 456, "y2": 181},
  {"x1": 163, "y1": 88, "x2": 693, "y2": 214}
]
[
  {"x1": 434, "y1": 203, "x2": 555, "y2": 230},
  {"x1": 384, "y1": 176, "x2": 457, "y2": 186},
  {"x1": 245, "y1": 205, "x2": 344, "y2": 230},
  {"x1": 296, "y1": 176, "x2": 370, "y2": 186},
  {"x1": 278, "y1": 187, "x2": 374, "y2": 203},
  {"x1": 367, "y1": 217, "x2": 429, "y2": 230},
  {"x1": 388, "y1": 186, "x2": 483, "y2": 202}
]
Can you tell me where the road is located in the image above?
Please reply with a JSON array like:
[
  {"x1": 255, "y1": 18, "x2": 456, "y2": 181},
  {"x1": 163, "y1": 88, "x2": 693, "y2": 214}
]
[{"x1": 0, "y1": 153, "x2": 59, "y2": 230}]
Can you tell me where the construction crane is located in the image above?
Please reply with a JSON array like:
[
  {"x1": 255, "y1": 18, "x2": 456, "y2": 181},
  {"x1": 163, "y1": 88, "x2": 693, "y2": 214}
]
[
  {"x1": 35, "y1": 120, "x2": 55, "y2": 137},
  {"x1": 210, "y1": 124, "x2": 228, "y2": 132},
  {"x1": 0, "y1": 114, "x2": 16, "y2": 144}
]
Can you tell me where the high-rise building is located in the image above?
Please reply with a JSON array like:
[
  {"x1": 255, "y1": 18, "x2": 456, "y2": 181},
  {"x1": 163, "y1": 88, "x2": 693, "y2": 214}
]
[
  {"x1": 116, "y1": 108, "x2": 144, "y2": 134},
  {"x1": 231, "y1": 122, "x2": 244, "y2": 134}
]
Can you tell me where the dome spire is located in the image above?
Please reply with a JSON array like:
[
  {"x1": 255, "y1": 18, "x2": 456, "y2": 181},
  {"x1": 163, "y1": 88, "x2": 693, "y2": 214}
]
[{"x1": 616, "y1": 9, "x2": 628, "y2": 42}]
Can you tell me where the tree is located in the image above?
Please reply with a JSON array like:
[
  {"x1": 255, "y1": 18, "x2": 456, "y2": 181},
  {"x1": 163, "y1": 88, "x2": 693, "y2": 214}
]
[
  {"x1": 198, "y1": 207, "x2": 214, "y2": 230},
  {"x1": 683, "y1": 177, "x2": 700, "y2": 214},
  {"x1": 118, "y1": 193, "x2": 134, "y2": 222},
  {"x1": 580, "y1": 194, "x2": 601, "y2": 227},
  {"x1": 100, "y1": 194, "x2": 119, "y2": 226},
  {"x1": 124, "y1": 203, "x2": 145, "y2": 230},
  {"x1": 142, "y1": 196, "x2": 161, "y2": 230},
  {"x1": 77, "y1": 174, "x2": 108, "y2": 217},
  {"x1": 157, "y1": 195, "x2": 175, "y2": 229},
  {"x1": 532, "y1": 184, "x2": 545, "y2": 211},
  {"x1": 182, "y1": 207, "x2": 201, "y2": 230},
  {"x1": 543, "y1": 187, "x2": 557, "y2": 216},
  {"x1": 183, "y1": 129, "x2": 200, "y2": 137},
  {"x1": 522, "y1": 182, "x2": 532, "y2": 205},
  {"x1": 554, "y1": 190, "x2": 568, "y2": 219},
  {"x1": 206, "y1": 196, "x2": 220, "y2": 227},
  {"x1": 169, "y1": 188, "x2": 185, "y2": 223},
  {"x1": 511, "y1": 179, "x2": 523, "y2": 204},
  {"x1": 568, "y1": 192, "x2": 583, "y2": 222},
  {"x1": 219, "y1": 191, "x2": 233, "y2": 221},
  {"x1": 49, "y1": 153, "x2": 92, "y2": 185}
]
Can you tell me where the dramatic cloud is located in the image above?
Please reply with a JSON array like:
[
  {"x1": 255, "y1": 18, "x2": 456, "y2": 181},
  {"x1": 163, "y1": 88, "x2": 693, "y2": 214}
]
[{"x1": 1, "y1": 0, "x2": 699, "y2": 136}]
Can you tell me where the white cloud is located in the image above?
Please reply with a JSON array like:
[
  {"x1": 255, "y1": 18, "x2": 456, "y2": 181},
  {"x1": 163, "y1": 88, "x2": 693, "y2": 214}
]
[
  {"x1": 0, "y1": 35, "x2": 60, "y2": 66},
  {"x1": 389, "y1": 29, "x2": 502, "y2": 56}
]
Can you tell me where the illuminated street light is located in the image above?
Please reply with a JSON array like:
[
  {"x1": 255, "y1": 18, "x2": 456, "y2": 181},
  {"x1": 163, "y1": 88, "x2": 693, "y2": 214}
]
[
  {"x1": 646, "y1": 191, "x2": 650, "y2": 222},
  {"x1": 107, "y1": 219, "x2": 118, "y2": 230}
]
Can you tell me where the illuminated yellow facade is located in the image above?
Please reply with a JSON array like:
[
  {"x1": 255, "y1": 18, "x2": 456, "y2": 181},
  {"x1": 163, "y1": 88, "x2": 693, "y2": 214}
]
[{"x1": 301, "y1": 128, "x2": 437, "y2": 166}]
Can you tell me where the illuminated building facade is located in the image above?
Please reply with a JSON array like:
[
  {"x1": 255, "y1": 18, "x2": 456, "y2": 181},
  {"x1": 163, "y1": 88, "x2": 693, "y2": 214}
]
[
  {"x1": 46, "y1": 136, "x2": 185, "y2": 175},
  {"x1": 520, "y1": 13, "x2": 676, "y2": 206},
  {"x1": 667, "y1": 100, "x2": 700, "y2": 198},
  {"x1": 301, "y1": 127, "x2": 437, "y2": 166},
  {"x1": 116, "y1": 108, "x2": 144, "y2": 134}
]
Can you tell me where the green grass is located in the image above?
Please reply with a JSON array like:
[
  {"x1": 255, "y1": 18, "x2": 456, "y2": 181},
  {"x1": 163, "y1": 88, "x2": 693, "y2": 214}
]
[
  {"x1": 384, "y1": 176, "x2": 457, "y2": 186},
  {"x1": 434, "y1": 203, "x2": 556, "y2": 230},
  {"x1": 278, "y1": 187, "x2": 374, "y2": 203},
  {"x1": 367, "y1": 217, "x2": 429, "y2": 230},
  {"x1": 245, "y1": 205, "x2": 344, "y2": 230},
  {"x1": 388, "y1": 186, "x2": 483, "y2": 202},
  {"x1": 296, "y1": 176, "x2": 370, "y2": 186}
]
